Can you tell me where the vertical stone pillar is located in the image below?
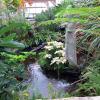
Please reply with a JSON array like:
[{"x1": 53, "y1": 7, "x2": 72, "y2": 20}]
[{"x1": 65, "y1": 22, "x2": 77, "y2": 67}]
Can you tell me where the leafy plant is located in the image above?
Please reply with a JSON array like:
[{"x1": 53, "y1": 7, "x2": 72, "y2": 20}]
[
  {"x1": 73, "y1": 60, "x2": 100, "y2": 96},
  {"x1": 39, "y1": 41, "x2": 69, "y2": 72},
  {"x1": 3, "y1": 0, "x2": 20, "y2": 11},
  {"x1": 0, "y1": 24, "x2": 27, "y2": 99}
]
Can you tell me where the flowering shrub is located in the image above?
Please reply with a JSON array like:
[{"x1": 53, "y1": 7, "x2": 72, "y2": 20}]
[{"x1": 39, "y1": 41, "x2": 68, "y2": 71}]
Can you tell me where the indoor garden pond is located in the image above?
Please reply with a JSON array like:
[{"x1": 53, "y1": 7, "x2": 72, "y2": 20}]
[{"x1": 0, "y1": 0, "x2": 100, "y2": 100}]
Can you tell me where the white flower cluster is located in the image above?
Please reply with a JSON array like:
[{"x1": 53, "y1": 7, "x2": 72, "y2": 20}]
[
  {"x1": 44, "y1": 41, "x2": 66, "y2": 65},
  {"x1": 50, "y1": 56, "x2": 66, "y2": 65},
  {"x1": 45, "y1": 54, "x2": 52, "y2": 59},
  {"x1": 46, "y1": 41, "x2": 63, "y2": 49},
  {"x1": 44, "y1": 46, "x2": 53, "y2": 50},
  {"x1": 55, "y1": 50, "x2": 65, "y2": 56}
]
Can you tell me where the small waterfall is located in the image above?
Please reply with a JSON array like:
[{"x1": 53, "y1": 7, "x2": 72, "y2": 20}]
[{"x1": 28, "y1": 63, "x2": 69, "y2": 99}]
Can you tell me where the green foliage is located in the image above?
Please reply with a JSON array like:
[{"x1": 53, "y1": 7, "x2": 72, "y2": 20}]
[
  {"x1": 3, "y1": 0, "x2": 20, "y2": 11},
  {"x1": 33, "y1": 30, "x2": 58, "y2": 44},
  {"x1": 54, "y1": 1, "x2": 100, "y2": 26},
  {"x1": 35, "y1": 0, "x2": 75, "y2": 22},
  {"x1": 0, "y1": 52, "x2": 27, "y2": 100},
  {"x1": 36, "y1": 18, "x2": 68, "y2": 27},
  {"x1": 0, "y1": 0, "x2": 99, "y2": 99},
  {"x1": 77, "y1": 17, "x2": 100, "y2": 56},
  {"x1": 0, "y1": 40, "x2": 25, "y2": 49},
  {"x1": 0, "y1": 21, "x2": 27, "y2": 99},
  {"x1": 53, "y1": 2, "x2": 100, "y2": 58},
  {"x1": 34, "y1": 0, "x2": 75, "y2": 33},
  {"x1": 0, "y1": 14, "x2": 34, "y2": 46},
  {"x1": 0, "y1": 33, "x2": 36, "y2": 99},
  {"x1": 73, "y1": 60, "x2": 100, "y2": 96},
  {"x1": 35, "y1": 8, "x2": 55, "y2": 22},
  {"x1": 1, "y1": 51, "x2": 36, "y2": 64},
  {"x1": 0, "y1": 7, "x2": 37, "y2": 99}
]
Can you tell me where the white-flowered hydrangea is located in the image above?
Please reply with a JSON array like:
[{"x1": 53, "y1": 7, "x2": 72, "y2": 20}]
[
  {"x1": 47, "y1": 42, "x2": 53, "y2": 45},
  {"x1": 53, "y1": 41, "x2": 63, "y2": 48},
  {"x1": 63, "y1": 48, "x2": 65, "y2": 51},
  {"x1": 55, "y1": 50, "x2": 65, "y2": 57},
  {"x1": 50, "y1": 57, "x2": 66, "y2": 65},
  {"x1": 47, "y1": 41, "x2": 63, "y2": 48},
  {"x1": 44, "y1": 46, "x2": 53, "y2": 50},
  {"x1": 44, "y1": 54, "x2": 52, "y2": 59},
  {"x1": 60, "y1": 57, "x2": 66, "y2": 64},
  {"x1": 50, "y1": 57, "x2": 60, "y2": 65},
  {"x1": 44, "y1": 41, "x2": 66, "y2": 65}
]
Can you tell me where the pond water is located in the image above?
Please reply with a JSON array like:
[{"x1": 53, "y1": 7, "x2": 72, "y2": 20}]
[{"x1": 27, "y1": 63, "x2": 70, "y2": 99}]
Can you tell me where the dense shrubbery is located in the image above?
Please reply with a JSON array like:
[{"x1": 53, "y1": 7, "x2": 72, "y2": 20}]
[
  {"x1": 0, "y1": 1, "x2": 33, "y2": 99},
  {"x1": 0, "y1": 32, "x2": 26, "y2": 99},
  {"x1": 0, "y1": 15, "x2": 34, "y2": 46},
  {"x1": 70, "y1": 60, "x2": 100, "y2": 96},
  {"x1": 0, "y1": 0, "x2": 100, "y2": 99}
]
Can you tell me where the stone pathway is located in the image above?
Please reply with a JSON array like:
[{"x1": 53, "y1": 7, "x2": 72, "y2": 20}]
[
  {"x1": 53, "y1": 96, "x2": 100, "y2": 100},
  {"x1": 37, "y1": 96, "x2": 100, "y2": 100}
]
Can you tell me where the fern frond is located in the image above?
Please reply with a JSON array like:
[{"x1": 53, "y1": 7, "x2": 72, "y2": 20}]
[{"x1": 89, "y1": 37, "x2": 100, "y2": 51}]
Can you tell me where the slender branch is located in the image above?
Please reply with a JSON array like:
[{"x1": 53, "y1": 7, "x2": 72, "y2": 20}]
[{"x1": 70, "y1": 78, "x2": 87, "y2": 86}]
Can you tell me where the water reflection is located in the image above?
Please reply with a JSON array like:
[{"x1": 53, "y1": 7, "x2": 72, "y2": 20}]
[{"x1": 28, "y1": 63, "x2": 69, "y2": 99}]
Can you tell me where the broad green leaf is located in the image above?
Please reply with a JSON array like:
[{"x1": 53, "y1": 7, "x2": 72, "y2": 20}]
[{"x1": 0, "y1": 40, "x2": 25, "y2": 49}]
